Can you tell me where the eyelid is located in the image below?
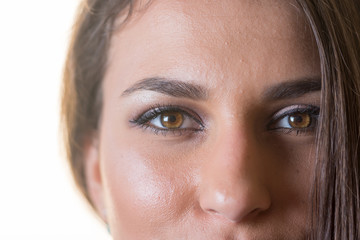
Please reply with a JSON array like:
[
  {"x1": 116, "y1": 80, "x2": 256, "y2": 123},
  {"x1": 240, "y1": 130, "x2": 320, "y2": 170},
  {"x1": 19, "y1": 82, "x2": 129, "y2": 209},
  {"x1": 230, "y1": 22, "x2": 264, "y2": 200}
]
[
  {"x1": 267, "y1": 104, "x2": 320, "y2": 129},
  {"x1": 271, "y1": 104, "x2": 319, "y2": 120},
  {"x1": 130, "y1": 104, "x2": 205, "y2": 130}
]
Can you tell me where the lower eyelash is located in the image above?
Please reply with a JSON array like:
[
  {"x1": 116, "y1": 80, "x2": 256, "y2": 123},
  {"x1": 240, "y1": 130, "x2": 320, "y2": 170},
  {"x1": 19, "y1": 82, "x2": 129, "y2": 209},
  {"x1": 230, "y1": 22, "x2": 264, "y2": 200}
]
[
  {"x1": 267, "y1": 105, "x2": 320, "y2": 135},
  {"x1": 130, "y1": 105, "x2": 204, "y2": 134},
  {"x1": 274, "y1": 127, "x2": 315, "y2": 136},
  {"x1": 130, "y1": 112, "x2": 203, "y2": 137},
  {"x1": 133, "y1": 123, "x2": 201, "y2": 137}
]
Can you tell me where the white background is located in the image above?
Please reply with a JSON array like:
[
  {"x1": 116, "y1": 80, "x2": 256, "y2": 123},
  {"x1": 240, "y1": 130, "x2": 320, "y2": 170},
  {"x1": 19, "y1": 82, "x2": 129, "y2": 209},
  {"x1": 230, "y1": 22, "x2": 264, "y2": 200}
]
[{"x1": 0, "y1": 1, "x2": 110, "y2": 239}]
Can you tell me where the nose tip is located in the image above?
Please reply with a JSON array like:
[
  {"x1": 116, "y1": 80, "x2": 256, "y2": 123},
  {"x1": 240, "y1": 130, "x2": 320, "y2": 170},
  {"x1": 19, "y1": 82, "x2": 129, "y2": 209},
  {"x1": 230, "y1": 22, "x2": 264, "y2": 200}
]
[
  {"x1": 198, "y1": 124, "x2": 272, "y2": 223},
  {"x1": 199, "y1": 181, "x2": 271, "y2": 222}
]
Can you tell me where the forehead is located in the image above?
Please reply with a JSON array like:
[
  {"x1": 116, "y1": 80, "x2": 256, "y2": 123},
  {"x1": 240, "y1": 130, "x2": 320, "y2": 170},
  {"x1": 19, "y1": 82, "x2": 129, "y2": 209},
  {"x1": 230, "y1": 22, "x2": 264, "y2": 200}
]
[
  {"x1": 106, "y1": 0, "x2": 318, "y2": 95},
  {"x1": 126, "y1": 0, "x2": 304, "y2": 34}
]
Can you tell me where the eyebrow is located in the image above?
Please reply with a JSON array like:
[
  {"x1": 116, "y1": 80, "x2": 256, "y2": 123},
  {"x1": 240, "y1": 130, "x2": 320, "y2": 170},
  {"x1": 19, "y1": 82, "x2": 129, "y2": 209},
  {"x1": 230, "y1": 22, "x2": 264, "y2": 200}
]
[
  {"x1": 263, "y1": 77, "x2": 321, "y2": 101},
  {"x1": 121, "y1": 76, "x2": 321, "y2": 101},
  {"x1": 121, "y1": 77, "x2": 208, "y2": 100}
]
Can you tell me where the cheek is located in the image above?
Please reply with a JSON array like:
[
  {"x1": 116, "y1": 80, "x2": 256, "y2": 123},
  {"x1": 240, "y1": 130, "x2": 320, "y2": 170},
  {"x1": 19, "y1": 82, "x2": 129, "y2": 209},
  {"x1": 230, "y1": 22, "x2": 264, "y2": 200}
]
[
  {"x1": 267, "y1": 140, "x2": 315, "y2": 221},
  {"x1": 99, "y1": 122, "x2": 196, "y2": 237}
]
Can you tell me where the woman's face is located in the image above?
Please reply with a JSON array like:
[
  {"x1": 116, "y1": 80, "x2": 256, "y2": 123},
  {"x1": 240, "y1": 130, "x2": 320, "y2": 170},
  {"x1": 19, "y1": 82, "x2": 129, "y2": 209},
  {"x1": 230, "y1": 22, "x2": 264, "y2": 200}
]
[{"x1": 86, "y1": 0, "x2": 321, "y2": 239}]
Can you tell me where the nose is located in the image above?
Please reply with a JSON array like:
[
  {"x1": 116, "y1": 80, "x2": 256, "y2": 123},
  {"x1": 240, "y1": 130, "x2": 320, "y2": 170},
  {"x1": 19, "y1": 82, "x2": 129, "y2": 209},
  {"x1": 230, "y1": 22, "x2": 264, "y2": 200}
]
[{"x1": 199, "y1": 125, "x2": 271, "y2": 223}]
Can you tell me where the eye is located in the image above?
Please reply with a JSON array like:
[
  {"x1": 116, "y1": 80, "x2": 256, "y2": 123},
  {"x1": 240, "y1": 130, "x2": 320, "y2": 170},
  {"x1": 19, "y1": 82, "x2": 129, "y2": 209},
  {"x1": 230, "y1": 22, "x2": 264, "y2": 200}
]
[
  {"x1": 277, "y1": 112, "x2": 312, "y2": 129},
  {"x1": 159, "y1": 111, "x2": 184, "y2": 128},
  {"x1": 149, "y1": 110, "x2": 198, "y2": 129},
  {"x1": 130, "y1": 105, "x2": 204, "y2": 134},
  {"x1": 269, "y1": 105, "x2": 319, "y2": 134}
]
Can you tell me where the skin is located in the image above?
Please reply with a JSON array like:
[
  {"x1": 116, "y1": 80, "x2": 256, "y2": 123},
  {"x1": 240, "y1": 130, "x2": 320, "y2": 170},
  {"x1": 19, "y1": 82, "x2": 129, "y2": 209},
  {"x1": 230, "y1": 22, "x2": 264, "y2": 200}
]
[{"x1": 85, "y1": 0, "x2": 321, "y2": 239}]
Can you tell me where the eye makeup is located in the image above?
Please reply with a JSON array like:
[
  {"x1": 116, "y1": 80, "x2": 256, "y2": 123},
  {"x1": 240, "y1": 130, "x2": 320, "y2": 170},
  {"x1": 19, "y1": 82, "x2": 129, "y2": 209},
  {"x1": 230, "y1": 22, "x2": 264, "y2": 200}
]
[
  {"x1": 267, "y1": 104, "x2": 320, "y2": 136},
  {"x1": 129, "y1": 104, "x2": 205, "y2": 136},
  {"x1": 129, "y1": 103, "x2": 320, "y2": 137}
]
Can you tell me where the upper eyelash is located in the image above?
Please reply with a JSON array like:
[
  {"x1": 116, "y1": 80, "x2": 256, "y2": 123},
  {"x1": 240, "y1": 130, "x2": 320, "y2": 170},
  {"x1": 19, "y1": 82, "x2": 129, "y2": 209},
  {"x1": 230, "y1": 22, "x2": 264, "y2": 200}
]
[
  {"x1": 267, "y1": 105, "x2": 320, "y2": 130},
  {"x1": 130, "y1": 105, "x2": 204, "y2": 129},
  {"x1": 130, "y1": 104, "x2": 320, "y2": 136}
]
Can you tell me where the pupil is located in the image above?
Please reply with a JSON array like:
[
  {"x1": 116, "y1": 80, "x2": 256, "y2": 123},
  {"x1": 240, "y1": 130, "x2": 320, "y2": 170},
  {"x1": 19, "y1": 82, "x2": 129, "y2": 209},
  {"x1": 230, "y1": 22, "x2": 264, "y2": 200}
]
[
  {"x1": 168, "y1": 115, "x2": 177, "y2": 123},
  {"x1": 293, "y1": 115, "x2": 303, "y2": 123},
  {"x1": 161, "y1": 112, "x2": 183, "y2": 128},
  {"x1": 288, "y1": 113, "x2": 311, "y2": 128}
]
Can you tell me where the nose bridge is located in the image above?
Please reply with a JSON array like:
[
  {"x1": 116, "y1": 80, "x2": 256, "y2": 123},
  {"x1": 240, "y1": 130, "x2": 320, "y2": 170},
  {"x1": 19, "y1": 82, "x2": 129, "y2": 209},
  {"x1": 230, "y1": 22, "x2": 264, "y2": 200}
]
[
  {"x1": 207, "y1": 123, "x2": 253, "y2": 181},
  {"x1": 199, "y1": 121, "x2": 271, "y2": 222}
]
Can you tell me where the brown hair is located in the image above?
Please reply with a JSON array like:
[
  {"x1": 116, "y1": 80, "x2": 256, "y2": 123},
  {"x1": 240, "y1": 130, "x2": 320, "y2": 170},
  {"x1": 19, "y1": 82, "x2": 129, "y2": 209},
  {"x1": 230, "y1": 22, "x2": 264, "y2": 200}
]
[
  {"x1": 297, "y1": 0, "x2": 360, "y2": 239},
  {"x1": 61, "y1": 0, "x2": 360, "y2": 238},
  {"x1": 61, "y1": 0, "x2": 133, "y2": 205}
]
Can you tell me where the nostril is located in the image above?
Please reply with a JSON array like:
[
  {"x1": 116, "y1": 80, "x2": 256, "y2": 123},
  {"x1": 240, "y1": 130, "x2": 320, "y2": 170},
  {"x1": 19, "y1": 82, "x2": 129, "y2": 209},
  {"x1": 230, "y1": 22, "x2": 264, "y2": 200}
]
[
  {"x1": 200, "y1": 190, "x2": 271, "y2": 223},
  {"x1": 207, "y1": 209, "x2": 217, "y2": 214},
  {"x1": 248, "y1": 208, "x2": 261, "y2": 218},
  {"x1": 250, "y1": 208, "x2": 259, "y2": 214}
]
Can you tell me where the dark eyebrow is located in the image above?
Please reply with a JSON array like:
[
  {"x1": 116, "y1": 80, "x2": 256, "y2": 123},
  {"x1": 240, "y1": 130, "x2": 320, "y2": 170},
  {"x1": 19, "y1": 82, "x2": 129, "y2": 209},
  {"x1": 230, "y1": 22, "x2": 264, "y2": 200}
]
[
  {"x1": 121, "y1": 77, "x2": 208, "y2": 100},
  {"x1": 122, "y1": 76, "x2": 320, "y2": 101},
  {"x1": 263, "y1": 77, "x2": 321, "y2": 101}
]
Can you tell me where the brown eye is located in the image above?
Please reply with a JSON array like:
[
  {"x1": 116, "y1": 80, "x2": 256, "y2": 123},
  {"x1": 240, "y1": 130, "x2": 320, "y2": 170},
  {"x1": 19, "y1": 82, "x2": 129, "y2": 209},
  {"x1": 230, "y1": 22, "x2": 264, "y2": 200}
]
[
  {"x1": 161, "y1": 111, "x2": 184, "y2": 128},
  {"x1": 268, "y1": 105, "x2": 319, "y2": 135},
  {"x1": 288, "y1": 113, "x2": 311, "y2": 128}
]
